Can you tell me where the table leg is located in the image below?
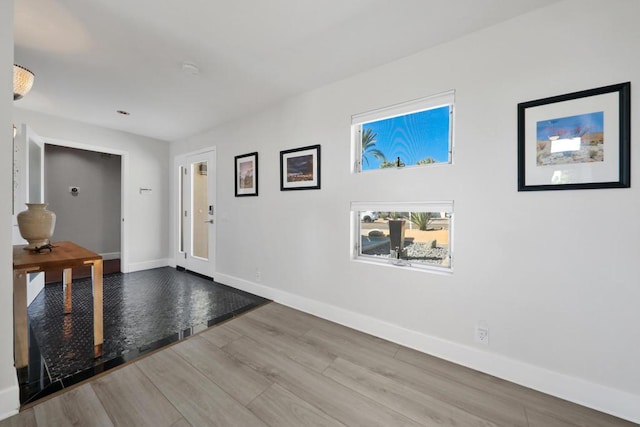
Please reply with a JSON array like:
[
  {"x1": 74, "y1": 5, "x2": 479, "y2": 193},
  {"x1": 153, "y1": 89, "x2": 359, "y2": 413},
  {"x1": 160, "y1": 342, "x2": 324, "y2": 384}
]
[
  {"x1": 13, "y1": 270, "x2": 28, "y2": 369},
  {"x1": 63, "y1": 268, "x2": 72, "y2": 314},
  {"x1": 91, "y1": 259, "x2": 104, "y2": 358}
]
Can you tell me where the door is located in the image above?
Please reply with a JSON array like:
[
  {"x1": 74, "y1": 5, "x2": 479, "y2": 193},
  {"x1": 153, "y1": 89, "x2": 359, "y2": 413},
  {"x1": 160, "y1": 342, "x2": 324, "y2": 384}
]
[
  {"x1": 176, "y1": 149, "x2": 216, "y2": 278},
  {"x1": 13, "y1": 124, "x2": 45, "y2": 230},
  {"x1": 13, "y1": 124, "x2": 46, "y2": 304}
]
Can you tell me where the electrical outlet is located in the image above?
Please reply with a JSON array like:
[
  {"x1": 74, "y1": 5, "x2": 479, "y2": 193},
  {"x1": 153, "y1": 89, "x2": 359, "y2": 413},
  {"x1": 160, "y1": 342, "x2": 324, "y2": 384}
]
[
  {"x1": 475, "y1": 322, "x2": 489, "y2": 345},
  {"x1": 255, "y1": 268, "x2": 261, "y2": 282}
]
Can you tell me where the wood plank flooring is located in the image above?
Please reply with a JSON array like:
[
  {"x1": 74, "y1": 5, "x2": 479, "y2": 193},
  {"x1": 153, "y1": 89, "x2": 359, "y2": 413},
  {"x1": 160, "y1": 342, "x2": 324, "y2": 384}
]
[{"x1": 2, "y1": 302, "x2": 635, "y2": 426}]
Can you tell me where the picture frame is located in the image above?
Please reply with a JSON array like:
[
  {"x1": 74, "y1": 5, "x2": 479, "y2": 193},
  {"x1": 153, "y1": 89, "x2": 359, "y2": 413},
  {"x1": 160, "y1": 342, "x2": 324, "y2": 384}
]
[
  {"x1": 234, "y1": 152, "x2": 258, "y2": 197},
  {"x1": 517, "y1": 82, "x2": 630, "y2": 191},
  {"x1": 280, "y1": 144, "x2": 321, "y2": 191}
]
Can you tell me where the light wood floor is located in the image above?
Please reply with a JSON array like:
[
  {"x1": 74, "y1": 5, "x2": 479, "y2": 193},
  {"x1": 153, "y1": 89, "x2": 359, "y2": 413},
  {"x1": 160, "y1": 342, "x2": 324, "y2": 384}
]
[{"x1": 2, "y1": 302, "x2": 634, "y2": 427}]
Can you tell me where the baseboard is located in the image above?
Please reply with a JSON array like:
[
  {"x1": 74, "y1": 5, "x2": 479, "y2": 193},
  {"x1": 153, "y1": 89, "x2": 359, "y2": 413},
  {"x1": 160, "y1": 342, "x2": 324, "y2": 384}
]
[
  {"x1": 215, "y1": 272, "x2": 640, "y2": 424},
  {"x1": 100, "y1": 252, "x2": 120, "y2": 261},
  {"x1": 0, "y1": 382, "x2": 20, "y2": 422},
  {"x1": 214, "y1": 273, "x2": 285, "y2": 301},
  {"x1": 124, "y1": 258, "x2": 170, "y2": 273}
]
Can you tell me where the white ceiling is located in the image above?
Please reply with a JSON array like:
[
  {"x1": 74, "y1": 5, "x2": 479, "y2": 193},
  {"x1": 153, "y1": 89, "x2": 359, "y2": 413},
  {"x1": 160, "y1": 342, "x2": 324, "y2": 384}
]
[{"x1": 14, "y1": 0, "x2": 560, "y2": 142}]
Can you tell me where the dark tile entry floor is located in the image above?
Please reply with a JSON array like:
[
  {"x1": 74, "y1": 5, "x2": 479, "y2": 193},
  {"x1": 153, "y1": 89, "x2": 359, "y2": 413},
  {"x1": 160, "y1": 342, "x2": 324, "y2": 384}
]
[{"x1": 19, "y1": 267, "x2": 269, "y2": 405}]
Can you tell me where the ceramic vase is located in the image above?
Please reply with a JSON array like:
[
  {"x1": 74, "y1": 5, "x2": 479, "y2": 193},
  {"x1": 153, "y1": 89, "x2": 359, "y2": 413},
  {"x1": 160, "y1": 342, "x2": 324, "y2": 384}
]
[{"x1": 17, "y1": 203, "x2": 56, "y2": 249}]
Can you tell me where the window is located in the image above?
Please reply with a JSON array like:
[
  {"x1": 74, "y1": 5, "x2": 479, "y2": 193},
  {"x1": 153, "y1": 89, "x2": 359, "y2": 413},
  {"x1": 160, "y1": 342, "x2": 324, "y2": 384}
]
[
  {"x1": 352, "y1": 201, "x2": 453, "y2": 272},
  {"x1": 352, "y1": 90, "x2": 454, "y2": 172}
]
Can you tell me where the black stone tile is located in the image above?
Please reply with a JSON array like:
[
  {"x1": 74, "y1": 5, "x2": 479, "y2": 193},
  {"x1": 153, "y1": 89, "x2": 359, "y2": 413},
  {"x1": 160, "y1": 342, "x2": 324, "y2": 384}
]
[{"x1": 21, "y1": 267, "x2": 269, "y2": 405}]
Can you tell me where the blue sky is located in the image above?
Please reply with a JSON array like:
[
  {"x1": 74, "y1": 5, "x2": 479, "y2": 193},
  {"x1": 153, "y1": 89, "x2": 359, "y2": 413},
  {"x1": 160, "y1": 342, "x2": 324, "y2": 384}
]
[
  {"x1": 362, "y1": 105, "x2": 450, "y2": 170},
  {"x1": 536, "y1": 111, "x2": 604, "y2": 141}
]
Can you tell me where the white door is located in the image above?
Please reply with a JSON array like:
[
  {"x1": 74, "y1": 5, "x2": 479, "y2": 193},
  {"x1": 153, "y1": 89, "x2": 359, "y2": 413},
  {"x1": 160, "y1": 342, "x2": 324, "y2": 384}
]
[
  {"x1": 176, "y1": 149, "x2": 216, "y2": 278},
  {"x1": 13, "y1": 124, "x2": 46, "y2": 304},
  {"x1": 13, "y1": 124, "x2": 45, "y2": 227}
]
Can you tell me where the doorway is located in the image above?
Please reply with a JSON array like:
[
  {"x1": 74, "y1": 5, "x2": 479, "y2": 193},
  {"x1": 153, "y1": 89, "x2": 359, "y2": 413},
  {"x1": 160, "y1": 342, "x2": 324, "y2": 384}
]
[
  {"x1": 43, "y1": 144, "x2": 122, "y2": 282},
  {"x1": 41, "y1": 135, "x2": 128, "y2": 273},
  {"x1": 175, "y1": 149, "x2": 216, "y2": 278}
]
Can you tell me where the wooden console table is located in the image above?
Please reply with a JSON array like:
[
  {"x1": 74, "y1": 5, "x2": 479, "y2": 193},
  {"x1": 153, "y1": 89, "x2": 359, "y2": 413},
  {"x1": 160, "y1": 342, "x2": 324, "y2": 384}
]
[{"x1": 13, "y1": 241, "x2": 103, "y2": 369}]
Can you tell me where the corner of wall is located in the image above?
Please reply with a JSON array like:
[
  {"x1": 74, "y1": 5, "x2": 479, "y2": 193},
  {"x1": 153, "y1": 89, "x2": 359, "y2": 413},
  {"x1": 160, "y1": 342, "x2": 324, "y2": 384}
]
[
  {"x1": 2, "y1": 0, "x2": 19, "y2": 419},
  {"x1": 124, "y1": 258, "x2": 171, "y2": 273},
  {"x1": 0, "y1": 381, "x2": 20, "y2": 422}
]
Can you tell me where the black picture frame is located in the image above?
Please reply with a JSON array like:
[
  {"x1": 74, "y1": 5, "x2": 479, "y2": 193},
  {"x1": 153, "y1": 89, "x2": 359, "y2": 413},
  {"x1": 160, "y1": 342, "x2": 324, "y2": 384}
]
[
  {"x1": 517, "y1": 82, "x2": 630, "y2": 191},
  {"x1": 280, "y1": 145, "x2": 321, "y2": 191},
  {"x1": 234, "y1": 152, "x2": 258, "y2": 197}
]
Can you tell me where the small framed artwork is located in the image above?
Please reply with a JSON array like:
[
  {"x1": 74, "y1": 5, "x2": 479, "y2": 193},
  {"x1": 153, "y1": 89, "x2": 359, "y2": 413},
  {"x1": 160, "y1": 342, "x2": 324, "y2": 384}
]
[
  {"x1": 234, "y1": 152, "x2": 258, "y2": 197},
  {"x1": 517, "y1": 82, "x2": 630, "y2": 191},
  {"x1": 280, "y1": 144, "x2": 321, "y2": 191}
]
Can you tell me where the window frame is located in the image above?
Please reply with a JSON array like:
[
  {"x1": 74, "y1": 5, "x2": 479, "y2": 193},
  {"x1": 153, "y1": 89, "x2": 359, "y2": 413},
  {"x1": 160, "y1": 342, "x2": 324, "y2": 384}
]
[
  {"x1": 351, "y1": 201, "x2": 454, "y2": 274},
  {"x1": 351, "y1": 90, "x2": 455, "y2": 173}
]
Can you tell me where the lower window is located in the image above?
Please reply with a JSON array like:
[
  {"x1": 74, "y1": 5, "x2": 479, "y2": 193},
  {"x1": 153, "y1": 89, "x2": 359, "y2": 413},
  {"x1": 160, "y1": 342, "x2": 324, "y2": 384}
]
[{"x1": 352, "y1": 201, "x2": 453, "y2": 272}]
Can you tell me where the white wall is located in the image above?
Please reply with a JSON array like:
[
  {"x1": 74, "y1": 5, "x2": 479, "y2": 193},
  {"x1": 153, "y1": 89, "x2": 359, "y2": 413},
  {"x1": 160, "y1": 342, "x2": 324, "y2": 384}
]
[
  {"x1": 14, "y1": 109, "x2": 171, "y2": 272},
  {"x1": 0, "y1": 1, "x2": 21, "y2": 420},
  {"x1": 171, "y1": 0, "x2": 640, "y2": 422},
  {"x1": 44, "y1": 145, "x2": 121, "y2": 256}
]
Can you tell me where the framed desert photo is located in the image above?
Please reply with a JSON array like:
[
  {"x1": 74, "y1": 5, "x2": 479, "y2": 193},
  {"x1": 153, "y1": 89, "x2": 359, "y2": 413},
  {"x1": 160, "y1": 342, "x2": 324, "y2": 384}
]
[
  {"x1": 517, "y1": 82, "x2": 630, "y2": 191},
  {"x1": 280, "y1": 145, "x2": 321, "y2": 191},
  {"x1": 234, "y1": 152, "x2": 258, "y2": 197}
]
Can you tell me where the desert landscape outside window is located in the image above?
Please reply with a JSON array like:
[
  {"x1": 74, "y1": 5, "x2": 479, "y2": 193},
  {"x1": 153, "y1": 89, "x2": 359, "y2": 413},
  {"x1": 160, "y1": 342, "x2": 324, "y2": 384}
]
[{"x1": 352, "y1": 202, "x2": 453, "y2": 272}]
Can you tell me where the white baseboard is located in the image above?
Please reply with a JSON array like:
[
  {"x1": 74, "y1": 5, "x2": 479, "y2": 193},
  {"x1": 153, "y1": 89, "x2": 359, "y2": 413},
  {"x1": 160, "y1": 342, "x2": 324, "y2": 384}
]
[
  {"x1": 0, "y1": 382, "x2": 20, "y2": 422},
  {"x1": 124, "y1": 258, "x2": 170, "y2": 273},
  {"x1": 215, "y1": 272, "x2": 640, "y2": 424}
]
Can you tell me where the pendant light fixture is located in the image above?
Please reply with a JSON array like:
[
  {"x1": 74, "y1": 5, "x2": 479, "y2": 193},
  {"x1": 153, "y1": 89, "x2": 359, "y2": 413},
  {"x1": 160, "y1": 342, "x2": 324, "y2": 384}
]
[{"x1": 13, "y1": 64, "x2": 35, "y2": 100}]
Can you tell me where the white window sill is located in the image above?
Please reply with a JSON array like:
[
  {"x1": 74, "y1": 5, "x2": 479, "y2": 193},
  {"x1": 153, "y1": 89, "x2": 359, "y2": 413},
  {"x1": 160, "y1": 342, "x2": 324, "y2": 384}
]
[{"x1": 352, "y1": 257, "x2": 453, "y2": 276}]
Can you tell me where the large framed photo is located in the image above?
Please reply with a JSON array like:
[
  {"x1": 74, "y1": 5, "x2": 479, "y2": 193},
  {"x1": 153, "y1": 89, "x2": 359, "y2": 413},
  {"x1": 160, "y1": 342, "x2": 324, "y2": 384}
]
[
  {"x1": 280, "y1": 144, "x2": 321, "y2": 191},
  {"x1": 234, "y1": 152, "x2": 258, "y2": 197},
  {"x1": 517, "y1": 82, "x2": 630, "y2": 191}
]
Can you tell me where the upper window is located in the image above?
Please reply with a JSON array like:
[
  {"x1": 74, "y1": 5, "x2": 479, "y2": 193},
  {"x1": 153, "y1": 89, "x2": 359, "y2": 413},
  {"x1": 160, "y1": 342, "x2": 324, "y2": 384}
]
[{"x1": 352, "y1": 90, "x2": 454, "y2": 172}]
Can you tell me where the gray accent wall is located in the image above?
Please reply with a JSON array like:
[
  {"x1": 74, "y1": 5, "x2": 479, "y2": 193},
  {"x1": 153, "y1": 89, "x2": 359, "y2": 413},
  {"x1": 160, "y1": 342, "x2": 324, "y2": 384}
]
[{"x1": 44, "y1": 144, "x2": 121, "y2": 256}]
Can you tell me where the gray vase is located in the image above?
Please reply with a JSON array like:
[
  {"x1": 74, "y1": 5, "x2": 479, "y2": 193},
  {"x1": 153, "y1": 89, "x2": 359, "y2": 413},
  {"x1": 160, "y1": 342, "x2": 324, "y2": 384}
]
[{"x1": 388, "y1": 219, "x2": 406, "y2": 257}]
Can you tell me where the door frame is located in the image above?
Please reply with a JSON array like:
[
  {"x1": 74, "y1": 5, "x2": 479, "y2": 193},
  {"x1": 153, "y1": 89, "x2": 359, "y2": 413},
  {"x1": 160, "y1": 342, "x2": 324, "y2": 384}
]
[
  {"x1": 43, "y1": 136, "x2": 129, "y2": 272},
  {"x1": 173, "y1": 147, "x2": 217, "y2": 278}
]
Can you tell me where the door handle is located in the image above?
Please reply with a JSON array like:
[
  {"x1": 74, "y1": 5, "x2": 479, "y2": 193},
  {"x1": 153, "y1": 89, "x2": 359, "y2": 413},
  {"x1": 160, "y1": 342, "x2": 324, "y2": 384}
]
[{"x1": 204, "y1": 220, "x2": 214, "y2": 224}]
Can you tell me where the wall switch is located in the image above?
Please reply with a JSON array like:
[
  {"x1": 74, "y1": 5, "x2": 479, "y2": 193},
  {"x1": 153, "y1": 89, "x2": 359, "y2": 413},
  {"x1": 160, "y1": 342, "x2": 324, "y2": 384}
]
[{"x1": 255, "y1": 268, "x2": 261, "y2": 282}]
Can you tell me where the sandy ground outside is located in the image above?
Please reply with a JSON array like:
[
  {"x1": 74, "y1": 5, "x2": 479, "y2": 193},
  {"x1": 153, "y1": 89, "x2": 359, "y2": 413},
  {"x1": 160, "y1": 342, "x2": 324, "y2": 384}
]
[
  {"x1": 361, "y1": 220, "x2": 449, "y2": 245},
  {"x1": 404, "y1": 228, "x2": 449, "y2": 245}
]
